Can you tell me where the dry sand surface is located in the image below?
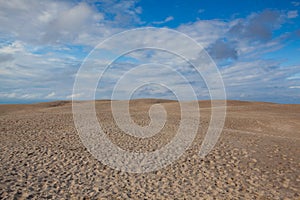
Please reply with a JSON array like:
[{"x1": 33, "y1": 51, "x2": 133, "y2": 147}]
[{"x1": 0, "y1": 99, "x2": 300, "y2": 199}]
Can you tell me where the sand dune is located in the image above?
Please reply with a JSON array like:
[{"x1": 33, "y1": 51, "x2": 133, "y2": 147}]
[{"x1": 0, "y1": 100, "x2": 299, "y2": 199}]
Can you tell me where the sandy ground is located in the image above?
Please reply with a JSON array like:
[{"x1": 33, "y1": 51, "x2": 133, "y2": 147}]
[{"x1": 0, "y1": 99, "x2": 299, "y2": 199}]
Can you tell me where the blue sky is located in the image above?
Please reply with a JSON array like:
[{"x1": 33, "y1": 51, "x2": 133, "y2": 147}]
[{"x1": 0, "y1": 0, "x2": 299, "y2": 103}]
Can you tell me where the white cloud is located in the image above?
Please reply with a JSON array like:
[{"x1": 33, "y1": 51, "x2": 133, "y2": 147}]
[
  {"x1": 0, "y1": 2, "x2": 299, "y2": 103},
  {"x1": 66, "y1": 93, "x2": 83, "y2": 99},
  {"x1": 46, "y1": 92, "x2": 56, "y2": 98},
  {"x1": 0, "y1": 41, "x2": 25, "y2": 54},
  {"x1": 198, "y1": 9, "x2": 205, "y2": 14},
  {"x1": 0, "y1": 40, "x2": 79, "y2": 102},
  {"x1": 291, "y1": 1, "x2": 300, "y2": 6},
  {"x1": 135, "y1": 6, "x2": 143, "y2": 14},
  {"x1": 287, "y1": 10, "x2": 298, "y2": 18},
  {"x1": 0, "y1": 0, "x2": 140, "y2": 46},
  {"x1": 153, "y1": 16, "x2": 174, "y2": 25},
  {"x1": 20, "y1": 93, "x2": 38, "y2": 99},
  {"x1": 0, "y1": 92, "x2": 17, "y2": 98},
  {"x1": 42, "y1": 2, "x2": 104, "y2": 44},
  {"x1": 177, "y1": 20, "x2": 228, "y2": 48},
  {"x1": 165, "y1": 16, "x2": 174, "y2": 22}
]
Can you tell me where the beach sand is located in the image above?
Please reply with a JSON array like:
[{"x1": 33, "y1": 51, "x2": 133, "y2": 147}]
[{"x1": 0, "y1": 99, "x2": 299, "y2": 199}]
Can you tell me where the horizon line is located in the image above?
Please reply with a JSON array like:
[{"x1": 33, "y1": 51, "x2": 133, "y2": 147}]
[{"x1": 0, "y1": 98, "x2": 299, "y2": 105}]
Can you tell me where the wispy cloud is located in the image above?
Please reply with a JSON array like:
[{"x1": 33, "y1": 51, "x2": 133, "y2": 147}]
[
  {"x1": 287, "y1": 10, "x2": 298, "y2": 19},
  {"x1": 291, "y1": 1, "x2": 300, "y2": 7},
  {"x1": 153, "y1": 16, "x2": 174, "y2": 25},
  {"x1": 45, "y1": 92, "x2": 56, "y2": 98},
  {"x1": 289, "y1": 86, "x2": 300, "y2": 89}
]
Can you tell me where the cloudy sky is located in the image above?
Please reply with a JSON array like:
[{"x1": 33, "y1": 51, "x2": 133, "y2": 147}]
[{"x1": 0, "y1": 0, "x2": 300, "y2": 103}]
